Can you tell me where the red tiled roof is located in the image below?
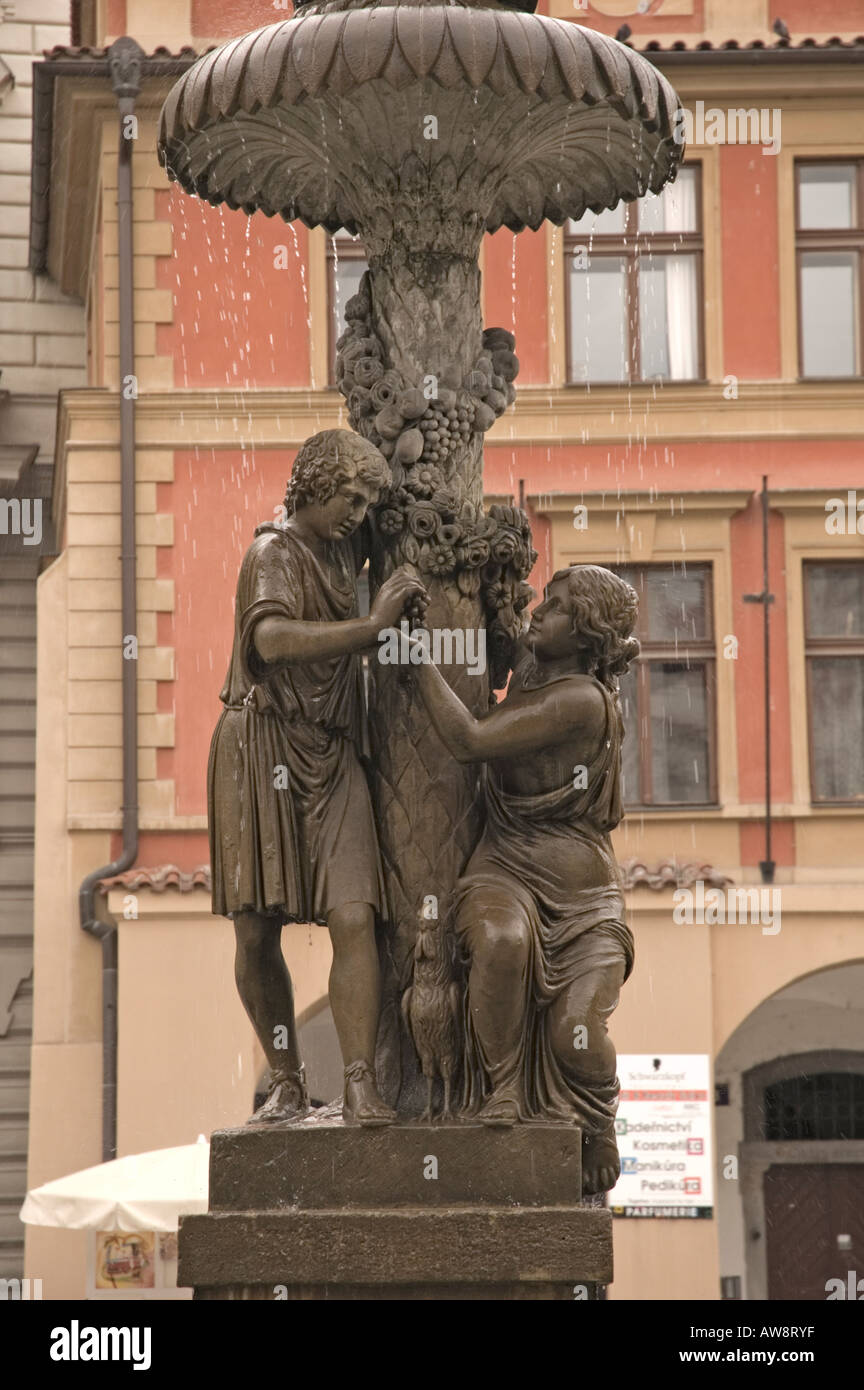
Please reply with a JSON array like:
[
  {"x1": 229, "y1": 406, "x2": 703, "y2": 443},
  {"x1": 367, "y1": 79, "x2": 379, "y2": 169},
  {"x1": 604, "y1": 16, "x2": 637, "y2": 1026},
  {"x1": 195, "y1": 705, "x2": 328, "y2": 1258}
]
[
  {"x1": 639, "y1": 36, "x2": 864, "y2": 51},
  {"x1": 621, "y1": 860, "x2": 733, "y2": 891},
  {"x1": 97, "y1": 864, "x2": 212, "y2": 894},
  {"x1": 37, "y1": 34, "x2": 864, "y2": 63},
  {"x1": 41, "y1": 44, "x2": 209, "y2": 60},
  {"x1": 97, "y1": 859, "x2": 732, "y2": 893}
]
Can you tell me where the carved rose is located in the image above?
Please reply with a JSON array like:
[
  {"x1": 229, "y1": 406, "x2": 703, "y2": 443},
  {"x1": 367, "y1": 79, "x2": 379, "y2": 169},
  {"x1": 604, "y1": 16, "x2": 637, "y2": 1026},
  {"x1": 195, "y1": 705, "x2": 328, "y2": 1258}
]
[
  {"x1": 407, "y1": 503, "x2": 440, "y2": 539},
  {"x1": 370, "y1": 371, "x2": 404, "y2": 412},
  {"x1": 491, "y1": 528, "x2": 520, "y2": 563},
  {"x1": 459, "y1": 538, "x2": 490, "y2": 570},
  {"x1": 353, "y1": 356, "x2": 384, "y2": 388},
  {"x1": 438, "y1": 522, "x2": 463, "y2": 547}
]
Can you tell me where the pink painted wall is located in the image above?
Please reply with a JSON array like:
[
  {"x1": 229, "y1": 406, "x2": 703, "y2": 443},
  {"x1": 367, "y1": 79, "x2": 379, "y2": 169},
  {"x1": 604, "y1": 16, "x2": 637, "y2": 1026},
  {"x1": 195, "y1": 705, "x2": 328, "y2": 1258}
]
[
  {"x1": 720, "y1": 149, "x2": 781, "y2": 381},
  {"x1": 483, "y1": 229, "x2": 548, "y2": 385},
  {"x1": 156, "y1": 189, "x2": 311, "y2": 390}
]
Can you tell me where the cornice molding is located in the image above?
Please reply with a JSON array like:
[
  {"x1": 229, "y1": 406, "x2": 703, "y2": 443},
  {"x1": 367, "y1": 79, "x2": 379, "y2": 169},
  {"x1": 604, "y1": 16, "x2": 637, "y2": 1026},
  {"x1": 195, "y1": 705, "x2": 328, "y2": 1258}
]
[
  {"x1": 771, "y1": 487, "x2": 864, "y2": 513},
  {"x1": 530, "y1": 489, "x2": 753, "y2": 518},
  {"x1": 498, "y1": 382, "x2": 864, "y2": 445},
  {"x1": 57, "y1": 381, "x2": 864, "y2": 448}
]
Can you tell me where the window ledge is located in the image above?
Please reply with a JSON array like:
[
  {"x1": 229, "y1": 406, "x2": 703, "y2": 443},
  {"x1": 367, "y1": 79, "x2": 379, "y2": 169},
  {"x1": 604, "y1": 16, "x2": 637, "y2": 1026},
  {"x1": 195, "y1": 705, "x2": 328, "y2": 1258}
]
[{"x1": 619, "y1": 803, "x2": 864, "y2": 820}]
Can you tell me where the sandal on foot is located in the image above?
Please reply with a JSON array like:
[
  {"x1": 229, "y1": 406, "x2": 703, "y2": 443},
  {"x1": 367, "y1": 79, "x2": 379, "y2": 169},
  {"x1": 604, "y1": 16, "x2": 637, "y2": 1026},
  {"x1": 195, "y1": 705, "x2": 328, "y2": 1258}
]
[
  {"x1": 247, "y1": 1065, "x2": 309, "y2": 1126},
  {"x1": 342, "y1": 1059, "x2": 396, "y2": 1127}
]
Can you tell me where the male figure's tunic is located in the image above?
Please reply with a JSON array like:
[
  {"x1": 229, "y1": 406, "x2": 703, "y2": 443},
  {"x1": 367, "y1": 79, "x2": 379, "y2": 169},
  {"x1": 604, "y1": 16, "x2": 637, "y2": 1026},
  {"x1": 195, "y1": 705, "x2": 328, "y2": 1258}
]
[
  {"x1": 208, "y1": 523, "x2": 385, "y2": 924},
  {"x1": 455, "y1": 672, "x2": 634, "y2": 1130}
]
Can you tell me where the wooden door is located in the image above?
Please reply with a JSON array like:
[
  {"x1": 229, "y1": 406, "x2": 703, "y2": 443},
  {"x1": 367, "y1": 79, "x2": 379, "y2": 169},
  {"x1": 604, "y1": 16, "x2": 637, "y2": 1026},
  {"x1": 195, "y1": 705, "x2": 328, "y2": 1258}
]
[{"x1": 765, "y1": 1164, "x2": 864, "y2": 1300}]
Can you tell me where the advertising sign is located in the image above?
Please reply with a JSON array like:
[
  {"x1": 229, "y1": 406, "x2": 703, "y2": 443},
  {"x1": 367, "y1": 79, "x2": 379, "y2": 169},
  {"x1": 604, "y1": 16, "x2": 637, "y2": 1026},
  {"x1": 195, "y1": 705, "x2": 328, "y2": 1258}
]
[{"x1": 609, "y1": 1054, "x2": 714, "y2": 1218}]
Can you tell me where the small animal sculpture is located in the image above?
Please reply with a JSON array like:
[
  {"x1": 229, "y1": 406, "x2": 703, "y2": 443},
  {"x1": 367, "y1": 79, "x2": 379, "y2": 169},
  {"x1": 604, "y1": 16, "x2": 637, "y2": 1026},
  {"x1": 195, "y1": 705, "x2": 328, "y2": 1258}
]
[{"x1": 402, "y1": 910, "x2": 461, "y2": 1122}]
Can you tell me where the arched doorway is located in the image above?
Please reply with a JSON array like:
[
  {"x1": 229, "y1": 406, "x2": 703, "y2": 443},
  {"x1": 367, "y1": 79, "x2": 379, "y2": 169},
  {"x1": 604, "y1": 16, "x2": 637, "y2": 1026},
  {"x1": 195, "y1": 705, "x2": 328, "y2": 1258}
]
[
  {"x1": 745, "y1": 1054, "x2": 864, "y2": 1300},
  {"x1": 715, "y1": 961, "x2": 864, "y2": 1300}
]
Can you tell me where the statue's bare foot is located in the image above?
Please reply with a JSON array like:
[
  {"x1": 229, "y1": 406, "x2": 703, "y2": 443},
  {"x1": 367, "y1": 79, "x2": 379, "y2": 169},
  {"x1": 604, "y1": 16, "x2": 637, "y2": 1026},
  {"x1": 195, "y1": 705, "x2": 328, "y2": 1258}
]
[
  {"x1": 247, "y1": 1067, "x2": 309, "y2": 1126},
  {"x1": 582, "y1": 1127, "x2": 620, "y2": 1196},
  {"x1": 477, "y1": 1089, "x2": 520, "y2": 1127},
  {"x1": 342, "y1": 1060, "x2": 396, "y2": 1127}
]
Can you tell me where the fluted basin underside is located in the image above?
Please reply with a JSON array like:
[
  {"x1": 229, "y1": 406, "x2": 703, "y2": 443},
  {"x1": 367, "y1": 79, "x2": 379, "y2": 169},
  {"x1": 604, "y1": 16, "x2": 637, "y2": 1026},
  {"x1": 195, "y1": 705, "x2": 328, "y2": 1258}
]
[{"x1": 158, "y1": 6, "x2": 683, "y2": 237}]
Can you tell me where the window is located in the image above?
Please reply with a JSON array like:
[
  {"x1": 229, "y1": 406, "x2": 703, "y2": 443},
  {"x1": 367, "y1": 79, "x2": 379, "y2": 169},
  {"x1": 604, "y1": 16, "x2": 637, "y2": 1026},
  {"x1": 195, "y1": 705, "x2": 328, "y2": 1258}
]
[
  {"x1": 328, "y1": 235, "x2": 368, "y2": 384},
  {"x1": 565, "y1": 166, "x2": 702, "y2": 385},
  {"x1": 796, "y1": 162, "x2": 864, "y2": 378},
  {"x1": 805, "y1": 560, "x2": 864, "y2": 801},
  {"x1": 764, "y1": 1072, "x2": 864, "y2": 1142},
  {"x1": 613, "y1": 564, "x2": 716, "y2": 807}
]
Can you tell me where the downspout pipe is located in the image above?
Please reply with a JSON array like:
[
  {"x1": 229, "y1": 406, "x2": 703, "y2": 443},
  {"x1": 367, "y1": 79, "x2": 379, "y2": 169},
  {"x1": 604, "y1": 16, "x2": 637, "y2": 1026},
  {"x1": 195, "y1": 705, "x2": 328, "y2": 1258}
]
[
  {"x1": 77, "y1": 37, "x2": 144, "y2": 1164},
  {"x1": 743, "y1": 477, "x2": 776, "y2": 886},
  {"x1": 758, "y1": 477, "x2": 775, "y2": 885}
]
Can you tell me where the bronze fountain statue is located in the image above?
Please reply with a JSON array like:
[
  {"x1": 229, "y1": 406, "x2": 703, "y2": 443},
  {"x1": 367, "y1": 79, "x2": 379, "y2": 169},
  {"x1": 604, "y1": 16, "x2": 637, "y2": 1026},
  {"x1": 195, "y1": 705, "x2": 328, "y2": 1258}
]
[{"x1": 159, "y1": 1, "x2": 682, "y2": 1278}]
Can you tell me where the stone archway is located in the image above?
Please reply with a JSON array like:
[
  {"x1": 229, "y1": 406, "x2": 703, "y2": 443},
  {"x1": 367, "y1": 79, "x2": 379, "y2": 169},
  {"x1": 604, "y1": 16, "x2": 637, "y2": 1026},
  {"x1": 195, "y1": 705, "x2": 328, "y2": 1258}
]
[{"x1": 714, "y1": 962, "x2": 864, "y2": 1301}]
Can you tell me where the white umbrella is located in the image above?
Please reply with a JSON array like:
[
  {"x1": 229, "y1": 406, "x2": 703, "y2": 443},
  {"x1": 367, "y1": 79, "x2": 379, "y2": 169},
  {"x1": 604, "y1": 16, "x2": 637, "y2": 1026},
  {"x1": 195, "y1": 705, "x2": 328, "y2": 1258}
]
[{"x1": 19, "y1": 1138, "x2": 209, "y2": 1233}]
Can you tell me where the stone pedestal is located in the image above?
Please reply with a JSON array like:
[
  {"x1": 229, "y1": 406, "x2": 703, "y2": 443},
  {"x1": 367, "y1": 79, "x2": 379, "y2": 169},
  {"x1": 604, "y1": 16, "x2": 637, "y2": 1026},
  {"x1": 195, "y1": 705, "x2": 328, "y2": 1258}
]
[{"x1": 179, "y1": 1123, "x2": 612, "y2": 1300}]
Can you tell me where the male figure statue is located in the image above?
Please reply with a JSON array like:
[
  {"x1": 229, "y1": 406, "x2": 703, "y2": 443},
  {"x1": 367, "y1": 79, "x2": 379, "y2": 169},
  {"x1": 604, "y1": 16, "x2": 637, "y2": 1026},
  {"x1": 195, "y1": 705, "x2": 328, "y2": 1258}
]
[
  {"x1": 208, "y1": 429, "x2": 426, "y2": 1126},
  {"x1": 411, "y1": 564, "x2": 639, "y2": 1193}
]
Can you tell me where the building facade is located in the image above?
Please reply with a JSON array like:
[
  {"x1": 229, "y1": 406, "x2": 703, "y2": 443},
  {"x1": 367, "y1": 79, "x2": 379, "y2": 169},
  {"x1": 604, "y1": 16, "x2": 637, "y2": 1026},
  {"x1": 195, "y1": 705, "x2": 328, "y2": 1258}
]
[
  {"x1": 17, "y1": 0, "x2": 864, "y2": 1299},
  {"x1": 0, "y1": 0, "x2": 87, "y2": 1283}
]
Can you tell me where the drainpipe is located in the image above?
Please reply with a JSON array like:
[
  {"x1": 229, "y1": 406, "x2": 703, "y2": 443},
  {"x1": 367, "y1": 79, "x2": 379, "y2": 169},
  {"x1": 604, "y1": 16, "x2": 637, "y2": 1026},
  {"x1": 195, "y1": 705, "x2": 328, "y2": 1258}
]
[
  {"x1": 77, "y1": 37, "x2": 144, "y2": 1164},
  {"x1": 743, "y1": 477, "x2": 775, "y2": 885}
]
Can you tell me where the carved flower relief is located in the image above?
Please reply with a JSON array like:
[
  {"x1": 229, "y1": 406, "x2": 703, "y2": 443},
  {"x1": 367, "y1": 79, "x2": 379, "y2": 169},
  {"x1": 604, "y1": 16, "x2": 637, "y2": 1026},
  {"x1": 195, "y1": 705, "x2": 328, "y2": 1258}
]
[
  {"x1": 370, "y1": 371, "x2": 404, "y2": 411},
  {"x1": 352, "y1": 356, "x2": 384, "y2": 388},
  {"x1": 377, "y1": 508, "x2": 405, "y2": 537},
  {"x1": 422, "y1": 544, "x2": 458, "y2": 577},
  {"x1": 406, "y1": 464, "x2": 444, "y2": 499},
  {"x1": 483, "y1": 579, "x2": 511, "y2": 611},
  {"x1": 406, "y1": 503, "x2": 440, "y2": 539},
  {"x1": 438, "y1": 522, "x2": 463, "y2": 548},
  {"x1": 490, "y1": 528, "x2": 520, "y2": 564},
  {"x1": 458, "y1": 537, "x2": 490, "y2": 570}
]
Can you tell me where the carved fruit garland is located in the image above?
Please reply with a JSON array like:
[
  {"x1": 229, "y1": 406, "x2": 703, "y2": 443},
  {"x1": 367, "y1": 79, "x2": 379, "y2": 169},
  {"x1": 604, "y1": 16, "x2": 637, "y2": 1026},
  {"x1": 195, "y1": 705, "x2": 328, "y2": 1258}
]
[{"x1": 336, "y1": 272, "x2": 537, "y2": 687}]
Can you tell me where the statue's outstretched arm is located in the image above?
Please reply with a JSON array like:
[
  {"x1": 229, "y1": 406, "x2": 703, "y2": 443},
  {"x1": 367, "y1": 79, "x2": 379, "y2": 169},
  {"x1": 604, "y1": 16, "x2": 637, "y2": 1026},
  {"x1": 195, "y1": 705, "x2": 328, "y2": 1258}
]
[
  {"x1": 255, "y1": 570, "x2": 426, "y2": 666},
  {"x1": 412, "y1": 647, "x2": 599, "y2": 764}
]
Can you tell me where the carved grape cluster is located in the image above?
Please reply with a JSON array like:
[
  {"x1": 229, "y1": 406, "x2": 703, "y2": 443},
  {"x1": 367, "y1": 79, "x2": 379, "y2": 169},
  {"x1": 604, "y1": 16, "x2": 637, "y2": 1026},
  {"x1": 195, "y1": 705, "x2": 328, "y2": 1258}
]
[
  {"x1": 334, "y1": 271, "x2": 535, "y2": 686},
  {"x1": 336, "y1": 272, "x2": 517, "y2": 488}
]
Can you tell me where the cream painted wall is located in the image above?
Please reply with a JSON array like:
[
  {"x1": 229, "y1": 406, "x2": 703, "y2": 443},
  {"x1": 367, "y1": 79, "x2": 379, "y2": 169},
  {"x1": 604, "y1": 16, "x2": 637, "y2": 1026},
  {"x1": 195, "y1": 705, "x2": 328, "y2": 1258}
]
[
  {"x1": 608, "y1": 911, "x2": 720, "y2": 1299},
  {"x1": 26, "y1": 554, "x2": 106, "y2": 1298},
  {"x1": 115, "y1": 901, "x2": 332, "y2": 1153}
]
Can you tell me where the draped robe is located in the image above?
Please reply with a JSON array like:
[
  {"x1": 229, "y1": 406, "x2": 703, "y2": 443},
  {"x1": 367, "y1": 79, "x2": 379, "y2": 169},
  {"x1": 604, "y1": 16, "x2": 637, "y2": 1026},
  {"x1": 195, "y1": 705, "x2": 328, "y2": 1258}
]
[
  {"x1": 455, "y1": 674, "x2": 634, "y2": 1130},
  {"x1": 208, "y1": 523, "x2": 385, "y2": 924}
]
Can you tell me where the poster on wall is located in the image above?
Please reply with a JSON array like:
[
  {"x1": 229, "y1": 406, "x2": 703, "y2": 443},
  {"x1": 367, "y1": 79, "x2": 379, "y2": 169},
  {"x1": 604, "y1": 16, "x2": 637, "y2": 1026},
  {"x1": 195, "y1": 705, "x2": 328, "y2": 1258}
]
[
  {"x1": 94, "y1": 1231, "x2": 156, "y2": 1290},
  {"x1": 609, "y1": 1054, "x2": 714, "y2": 1218},
  {"x1": 87, "y1": 1230, "x2": 189, "y2": 1300}
]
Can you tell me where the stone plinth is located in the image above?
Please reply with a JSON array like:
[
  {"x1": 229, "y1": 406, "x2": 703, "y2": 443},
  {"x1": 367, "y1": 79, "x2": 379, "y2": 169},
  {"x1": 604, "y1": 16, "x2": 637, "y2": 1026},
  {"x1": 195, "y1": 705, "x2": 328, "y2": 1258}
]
[{"x1": 179, "y1": 1123, "x2": 612, "y2": 1300}]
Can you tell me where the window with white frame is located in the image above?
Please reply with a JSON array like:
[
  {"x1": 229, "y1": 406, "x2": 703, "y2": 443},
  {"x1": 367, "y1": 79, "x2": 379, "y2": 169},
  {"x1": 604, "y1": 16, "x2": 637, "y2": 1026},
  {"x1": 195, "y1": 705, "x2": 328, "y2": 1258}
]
[
  {"x1": 565, "y1": 165, "x2": 702, "y2": 385},
  {"x1": 797, "y1": 162, "x2": 864, "y2": 379},
  {"x1": 328, "y1": 234, "x2": 368, "y2": 384},
  {"x1": 805, "y1": 560, "x2": 864, "y2": 801}
]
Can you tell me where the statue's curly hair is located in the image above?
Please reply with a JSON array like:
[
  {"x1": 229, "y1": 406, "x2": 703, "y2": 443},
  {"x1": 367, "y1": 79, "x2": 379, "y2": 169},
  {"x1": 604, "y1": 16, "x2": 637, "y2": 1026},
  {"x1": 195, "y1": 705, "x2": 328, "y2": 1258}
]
[
  {"x1": 284, "y1": 429, "x2": 390, "y2": 514},
  {"x1": 551, "y1": 564, "x2": 640, "y2": 693}
]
